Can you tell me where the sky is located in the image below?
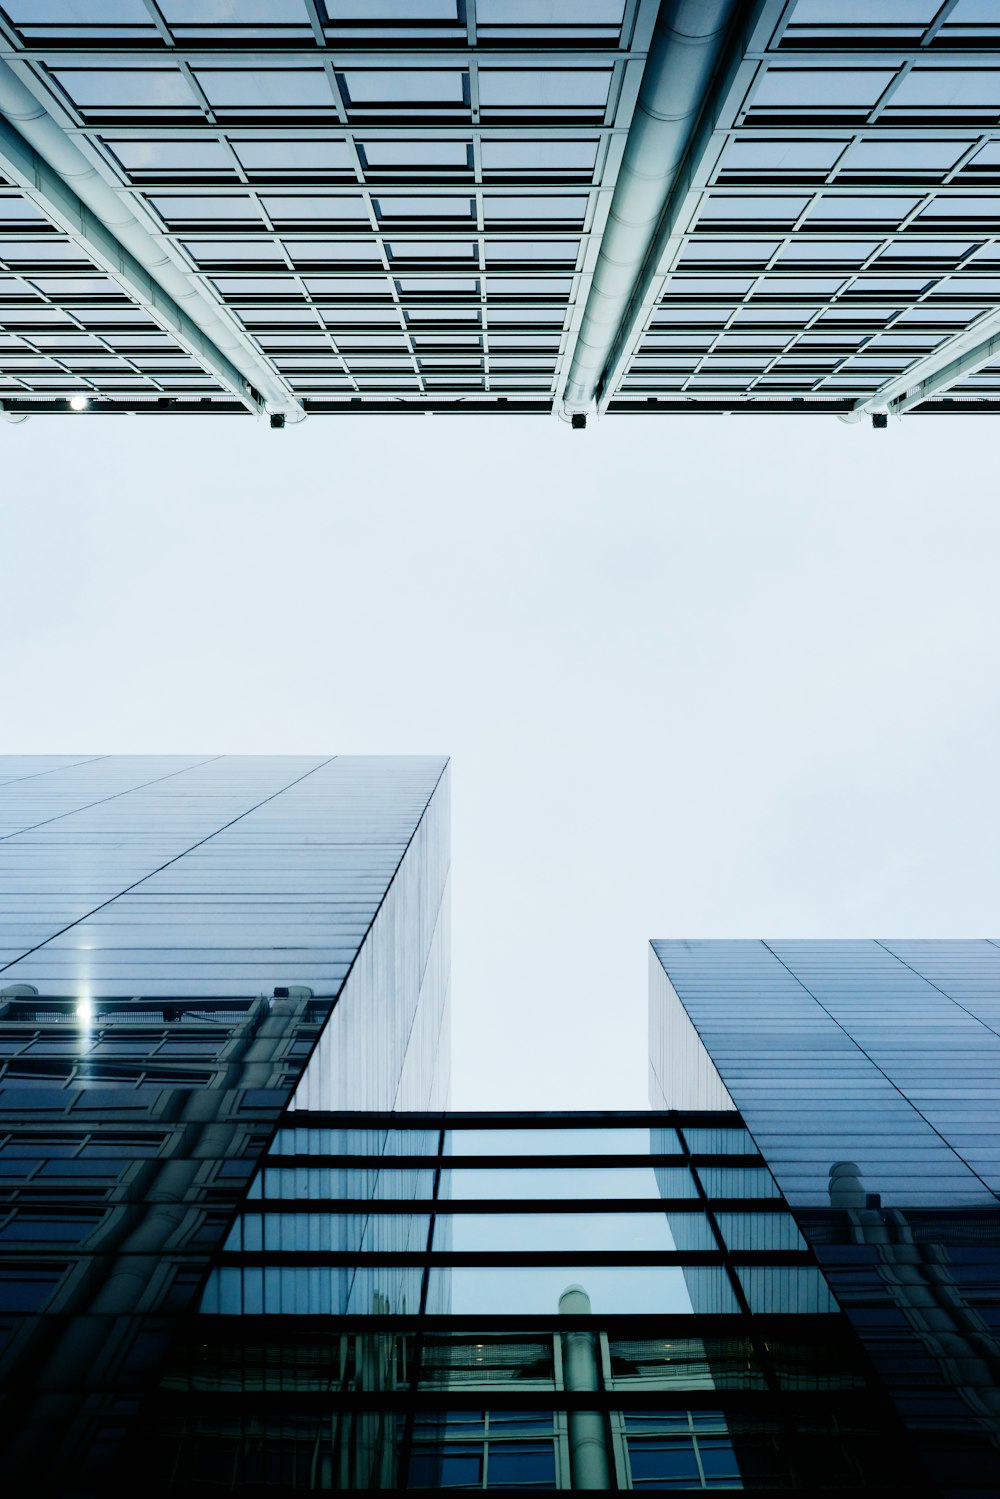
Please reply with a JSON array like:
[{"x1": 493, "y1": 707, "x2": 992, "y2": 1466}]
[{"x1": 1, "y1": 410, "x2": 998, "y2": 1109}]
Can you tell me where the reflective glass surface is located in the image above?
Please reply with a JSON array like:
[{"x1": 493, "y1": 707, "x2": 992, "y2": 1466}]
[
  {"x1": 0, "y1": 756, "x2": 450, "y2": 1488},
  {"x1": 651, "y1": 939, "x2": 1000, "y2": 1492},
  {"x1": 150, "y1": 1109, "x2": 923, "y2": 1491}
]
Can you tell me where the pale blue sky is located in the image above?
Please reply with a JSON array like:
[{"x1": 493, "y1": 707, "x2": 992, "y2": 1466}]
[{"x1": 2, "y1": 412, "x2": 997, "y2": 1106}]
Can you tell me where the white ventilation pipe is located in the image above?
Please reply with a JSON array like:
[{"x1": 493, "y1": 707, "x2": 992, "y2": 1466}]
[
  {"x1": 561, "y1": 0, "x2": 739, "y2": 418},
  {"x1": 559, "y1": 1285, "x2": 612, "y2": 1488},
  {"x1": 0, "y1": 58, "x2": 303, "y2": 419}
]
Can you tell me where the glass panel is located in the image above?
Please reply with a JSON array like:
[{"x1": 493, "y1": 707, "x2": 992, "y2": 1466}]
[
  {"x1": 195, "y1": 70, "x2": 333, "y2": 107},
  {"x1": 361, "y1": 141, "x2": 470, "y2": 168},
  {"x1": 697, "y1": 1166, "x2": 787, "y2": 1200},
  {"x1": 446, "y1": 1211, "x2": 679, "y2": 1252},
  {"x1": 479, "y1": 0, "x2": 624, "y2": 20},
  {"x1": 752, "y1": 69, "x2": 896, "y2": 108},
  {"x1": 448, "y1": 1166, "x2": 690, "y2": 1199},
  {"x1": 479, "y1": 71, "x2": 611, "y2": 108},
  {"x1": 160, "y1": 0, "x2": 311, "y2": 20},
  {"x1": 892, "y1": 69, "x2": 1000, "y2": 107},
  {"x1": 4, "y1": 0, "x2": 151, "y2": 22},
  {"x1": 234, "y1": 140, "x2": 354, "y2": 173},
  {"x1": 377, "y1": 197, "x2": 475, "y2": 219},
  {"x1": 52, "y1": 69, "x2": 197, "y2": 109},
  {"x1": 326, "y1": 0, "x2": 458, "y2": 16},
  {"x1": 737, "y1": 1265, "x2": 838, "y2": 1315},
  {"x1": 341, "y1": 72, "x2": 466, "y2": 105},
  {"x1": 261, "y1": 197, "x2": 368, "y2": 222},
  {"x1": 714, "y1": 1212, "x2": 806, "y2": 1251},
  {"x1": 108, "y1": 140, "x2": 233, "y2": 173},
  {"x1": 482, "y1": 139, "x2": 599, "y2": 172},
  {"x1": 148, "y1": 195, "x2": 260, "y2": 222},
  {"x1": 446, "y1": 1127, "x2": 675, "y2": 1155},
  {"x1": 718, "y1": 138, "x2": 847, "y2": 174},
  {"x1": 436, "y1": 1263, "x2": 698, "y2": 1315},
  {"x1": 683, "y1": 1128, "x2": 758, "y2": 1155}
]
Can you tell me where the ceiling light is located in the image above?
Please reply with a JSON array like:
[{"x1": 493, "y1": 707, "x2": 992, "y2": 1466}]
[{"x1": 69, "y1": 395, "x2": 90, "y2": 412}]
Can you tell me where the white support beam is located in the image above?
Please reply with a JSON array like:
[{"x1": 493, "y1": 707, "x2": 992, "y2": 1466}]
[
  {"x1": 0, "y1": 57, "x2": 304, "y2": 419},
  {"x1": 841, "y1": 308, "x2": 1000, "y2": 421}
]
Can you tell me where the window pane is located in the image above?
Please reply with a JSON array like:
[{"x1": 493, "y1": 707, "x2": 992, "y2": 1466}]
[
  {"x1": 438, "y1": 1263, "x2": 700, "y2": 1315},
  {"x1": 479, "y1": 71, "x2": 611, "y2": 108},
  {"x1": 53, "y1": 69, "x2": 197, "y2": 108},
  {"x1": 195, "y1": 70, "x2": 333, "y2": 106},
  {"x1": 447, "y1": 1211, "x2": 678, "y2": 1251},
  {"x1": 234, "y1": 140, "x2": 354, "y2": 172},
  {"x1": 447, "y1": 1127, "x2": 674, "y2": 1155},
  {"x1": 341, "y1": 72, "x2": 465, "y2": 104}
]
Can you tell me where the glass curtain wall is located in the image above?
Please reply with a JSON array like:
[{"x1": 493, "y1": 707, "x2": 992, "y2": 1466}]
[
  {"x1": 651, "y1": 939, "x2": 1000, "y2": 1496},
  {"x1": 142, "y1": 1110, "x2": 924, "y2": 1491},
  {"x1": 0, "y1": 755, "x2": 450, "y2": 1490}
]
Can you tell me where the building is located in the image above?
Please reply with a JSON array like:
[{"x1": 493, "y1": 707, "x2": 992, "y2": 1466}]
[
  {"x1": 0, "y1": 1, "x2": 1000, "y2": 423},
  {"x1": 0, "y1": 754, "x2": 450, "y2": 1488},
  {"x1": 89, "y1": 1109, "x2": 927, "y2": 1492},
  {"x1": 2, "y1": 762, "x2": 999, "y2": 1492},
  {"x1": 651, "y1": 939, "x2": 1000, "y2": 1496}
]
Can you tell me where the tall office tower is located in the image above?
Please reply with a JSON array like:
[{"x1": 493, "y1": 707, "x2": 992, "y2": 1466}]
[
  {"x1": 129, "y1": 1108, "x2": 924, "y2": 1491},
  {"x1": 651, "y1": 939, "x2": 1000, "y2": 1497},
  {"x1": 0, "y1": 755, "x2": 450, "y2": 1490},
  {"x1": 0, "y1": 1, "x2": 999, "y2": 423}
]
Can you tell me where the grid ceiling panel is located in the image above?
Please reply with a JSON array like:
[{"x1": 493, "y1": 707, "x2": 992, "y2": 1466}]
[
  {"x1": 0, "y1": 185, "x2": 237, "y2": 406},
  {"x1": 610, "y1": 0, "x2": 1000, "y2": 417},
  {"x1": 0, "y1": 0, "x2": 654, "y2": 414},
  {"x1": 3, "y1": 1, "x2": 1000, "y2": 416}
]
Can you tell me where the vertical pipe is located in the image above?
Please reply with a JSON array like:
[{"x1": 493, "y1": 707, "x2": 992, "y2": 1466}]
[{"x1": 559, "y1": 1285, "x2": 613, "y2": 1489}]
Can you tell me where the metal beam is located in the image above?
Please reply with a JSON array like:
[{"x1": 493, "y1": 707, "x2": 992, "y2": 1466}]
[
  {"x1": 0, "y1": 57, "x2": 304, "y2": 419},
  {"x1": 841, "y1": 308, "x2": 1000, "y2": 421},
  {"x1": 558, "y1": 0, "x2": 746, "y2": 419}
]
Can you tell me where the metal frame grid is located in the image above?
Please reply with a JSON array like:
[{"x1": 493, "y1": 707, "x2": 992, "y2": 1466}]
[
  {"x1": 4, "y1": 1, "x2": 1000, "y2": 419},
  {"x1": 0, "y1": 0, "x2": 660, "y2": 417},
  {"x1": 146, "y1": 1109, "x2": 922, "y2": 1492},
  {"x1": 606, "y1": 0, "x2": 1000, "y2": 418}
]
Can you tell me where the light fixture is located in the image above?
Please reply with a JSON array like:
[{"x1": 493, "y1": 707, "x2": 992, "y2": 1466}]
[
  {"x1": 68, "y1": 394, "x2": 90, "y2": 412},
  {"x1": 75, "y1": 998, "x2": 93, "y2": 1022}
]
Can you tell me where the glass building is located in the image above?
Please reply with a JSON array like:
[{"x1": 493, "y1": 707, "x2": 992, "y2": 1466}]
[
  {"x1": 0, "y1": 1, "x2": 1000, "y2": 422},
  {"x1": 95, "y1": 1110, "x2": 924, "y2": 1492},
  {"x1": 651, "y1": 939, "x2": 1000, "y2": 1496},
  {"x1": 0, "y1": 754, "x2": 450, "y2": 1488},
  {"x1": 2, "y1": 764, "x2": 999, "y2": 1492}
]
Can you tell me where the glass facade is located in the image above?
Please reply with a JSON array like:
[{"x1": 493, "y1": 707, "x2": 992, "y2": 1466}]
[
  {"x1": 0, "y1": 755, "x2": 449, "y2": 1488},
  {"x1": 3, "y1": 767, "x2": 998, "y2": 1494},
  {"x1": 651, "y1": 939, "x2": 1000, "y2": 1495},
  {"x1": 138, "y1": 1110, "x2": 918, "y2": 1491},
  {"x1": 1, "y1": 1, "x2": 999, "y2": 417}
]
